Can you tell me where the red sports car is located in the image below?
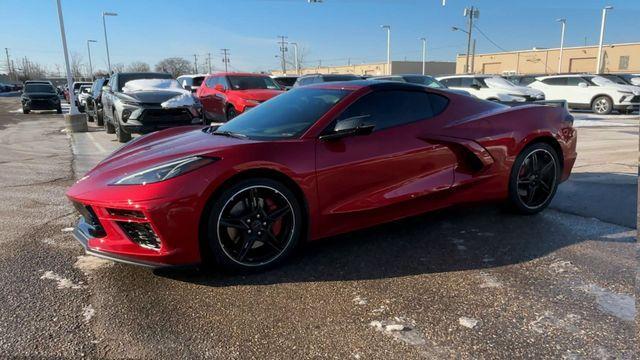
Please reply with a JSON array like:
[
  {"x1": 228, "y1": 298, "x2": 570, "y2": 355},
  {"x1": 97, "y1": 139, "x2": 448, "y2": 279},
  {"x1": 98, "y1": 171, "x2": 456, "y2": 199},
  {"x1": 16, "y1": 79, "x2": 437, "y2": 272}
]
[
  {"x1": 67, "y1": 81, "x2": 577, "y2": 271},
  {"x1": 196, "y1": 72, "x2": 284, "y2": 123}
]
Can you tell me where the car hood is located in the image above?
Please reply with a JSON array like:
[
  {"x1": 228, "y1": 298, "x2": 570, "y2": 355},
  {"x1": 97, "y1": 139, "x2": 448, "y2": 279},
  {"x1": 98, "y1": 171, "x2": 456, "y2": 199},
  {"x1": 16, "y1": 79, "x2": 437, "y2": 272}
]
[
  {"x1": 119, "y1": 90, "x2": 187, "y2": 104},
  {"x1": 80, "y1": 126, "x2": 252, "y2": 184},
  {"x1": 494, "y1": 85, "x2": 544, "y2": 97},
  {"x1": 233, "y1": 89, "x2": 283, "y2": 101},
  {"x1": 603, "y1": 83, "x2": 640, "y2": 95}
]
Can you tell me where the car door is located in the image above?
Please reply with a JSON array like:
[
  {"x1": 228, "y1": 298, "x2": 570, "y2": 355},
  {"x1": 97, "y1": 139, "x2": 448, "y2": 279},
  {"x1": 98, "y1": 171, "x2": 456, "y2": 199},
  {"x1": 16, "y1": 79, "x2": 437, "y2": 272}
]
[
  {"x1": 103, "y1": 75, "x2": 117, "y2": 120},
  {"x1": 198, "y1": 76, "x2": 217, "y2": 117},
  {"x1": 565, "y1": 77, "x2": 593, "y2": 106},
  {"x1": 315, "y1": 89, "x2": 456, "y2": 234}
]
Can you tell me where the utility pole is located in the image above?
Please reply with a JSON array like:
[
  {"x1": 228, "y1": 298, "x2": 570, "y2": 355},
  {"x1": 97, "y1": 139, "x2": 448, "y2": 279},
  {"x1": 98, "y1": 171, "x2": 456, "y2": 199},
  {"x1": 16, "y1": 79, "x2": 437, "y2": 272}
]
[
  {"x1": 87, "y1": 40, "x2": 97, "y2": 80},
  {"x1": 556, "y1": 19, "x2": 566, "y2": 74},
  {"x1": 221, "y1": 49, "x2": 230, "y2": 72},
  {"x1": 381, "y1": 25, "x2": 391, "y2": 74},
  {"x1": 193, "y1": 54, "x2": 198, "y2": 73},
  {"x1": 4, "y1": 48, "x2": 11, "y2": 82},
  {"x1": 596, "y1": 5, "x2": 613, "y2": 74},
  {"x1": 463, "y1": 6, "x2": 479, "y2": 74},
  {"x1": 102, "y1": 11, "x2": 117, "y2": 74},
  {"x1": 207, "y1": 52, "x2": 212, "y2": 73},
  {"x1": 277, "y1": 35, "x2": 288, "y2": 74},
  {"x1": 470, "y1": 39, "x2": 476, "y2": 73},
  {"x1": 420, "y1": 38, "x2": 426, "y2": 75}
]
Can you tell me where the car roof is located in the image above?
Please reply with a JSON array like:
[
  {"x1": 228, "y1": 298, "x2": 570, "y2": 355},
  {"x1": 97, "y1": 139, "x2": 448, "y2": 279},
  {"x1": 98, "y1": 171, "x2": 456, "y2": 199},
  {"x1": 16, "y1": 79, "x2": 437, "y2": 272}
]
[
  {"x1": 208, "y1": 72, "x2": 270, "y2": 77},
  {"x1": 437, "y1": 74, "x2": 495, "y2": 79},
  {"x1": 536, "y1": 74, "x2": 592, "y2": 80},
  {"x1": 177, "y1": 74, "x2": 208, "y2": 79},
  {"x1": 305, "y1": 79, "x2": 438, "y2": 92}
]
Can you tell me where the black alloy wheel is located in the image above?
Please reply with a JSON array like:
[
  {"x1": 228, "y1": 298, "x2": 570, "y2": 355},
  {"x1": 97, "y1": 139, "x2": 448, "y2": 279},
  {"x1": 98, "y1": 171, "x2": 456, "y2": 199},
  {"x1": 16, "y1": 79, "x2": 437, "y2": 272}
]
[
  {"x1": 206, "y1": 179, "x2": 301, "y2": 272},
  {"x1": 508, "y1": 143, "x2": 559, "y2": 214}
]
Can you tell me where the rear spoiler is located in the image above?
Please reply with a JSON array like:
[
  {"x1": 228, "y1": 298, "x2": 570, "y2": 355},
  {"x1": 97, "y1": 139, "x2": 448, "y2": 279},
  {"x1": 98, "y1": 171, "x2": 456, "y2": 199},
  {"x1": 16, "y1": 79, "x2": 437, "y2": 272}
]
[{"x1": 500, "y1": 100, "x2": 568, "y2": 110}]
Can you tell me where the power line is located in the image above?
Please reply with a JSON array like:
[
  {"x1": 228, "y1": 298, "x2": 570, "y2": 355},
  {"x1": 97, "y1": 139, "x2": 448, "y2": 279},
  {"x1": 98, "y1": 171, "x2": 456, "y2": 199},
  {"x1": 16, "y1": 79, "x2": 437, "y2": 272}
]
[
  {"x1": 277, "y1": 35, "x2": 288, "y2": 74},
  {"x1": 220, "y1": 49, "x2": 230, "y2": 72},
  {"x1": 473, "y1": 24, "x2": 507, "y2": 52}
]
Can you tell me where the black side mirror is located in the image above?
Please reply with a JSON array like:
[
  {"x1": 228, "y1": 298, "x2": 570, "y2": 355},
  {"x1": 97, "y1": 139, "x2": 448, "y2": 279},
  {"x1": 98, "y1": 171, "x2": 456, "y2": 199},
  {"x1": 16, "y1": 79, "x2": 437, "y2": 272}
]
[{"x1": 319, "y1": 115, "x2": 374, "y2": 141}]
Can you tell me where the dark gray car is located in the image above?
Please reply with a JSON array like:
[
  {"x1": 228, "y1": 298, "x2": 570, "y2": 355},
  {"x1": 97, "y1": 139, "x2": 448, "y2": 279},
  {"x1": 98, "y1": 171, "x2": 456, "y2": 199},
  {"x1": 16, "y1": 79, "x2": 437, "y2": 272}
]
[
  {"x1": 102, "y1": 72, "x2": 203, "y2": 142},
  {"x1": 85, "y1": 78, "x2": 109, "y2": 126}
]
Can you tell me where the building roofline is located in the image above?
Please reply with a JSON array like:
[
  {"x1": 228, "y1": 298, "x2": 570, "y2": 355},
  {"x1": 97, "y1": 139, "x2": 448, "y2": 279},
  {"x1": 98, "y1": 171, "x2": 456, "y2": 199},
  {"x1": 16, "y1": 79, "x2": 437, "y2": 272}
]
[{"x1": 456, "y1": 42, "x2": 640, "y2": 58}]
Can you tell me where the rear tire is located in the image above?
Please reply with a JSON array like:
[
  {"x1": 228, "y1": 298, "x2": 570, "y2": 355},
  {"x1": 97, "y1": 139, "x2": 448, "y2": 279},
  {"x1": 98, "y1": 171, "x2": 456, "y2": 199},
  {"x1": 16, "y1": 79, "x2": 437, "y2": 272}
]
[
  {"x1": 56, "y1": 106, "x2": 62, "y2": 114},
  {"x1": 22, "y1": 107, "x2": 29, "y2": 114},
  {"x1": 507, "y1": 143, "x2": 560, "y2": 214},
  {"x1": 96, "y1": 109, "x2": 104, "y2": 127},
  {"x1": 105, "y1": 115, "x2": 115, "y2": 134},
  {"x1": 592, "y1": 96, "x2": 612, "y2": 115},
  {"x1": 204, "y1": 178, "x2": 302, "y2": 273}
]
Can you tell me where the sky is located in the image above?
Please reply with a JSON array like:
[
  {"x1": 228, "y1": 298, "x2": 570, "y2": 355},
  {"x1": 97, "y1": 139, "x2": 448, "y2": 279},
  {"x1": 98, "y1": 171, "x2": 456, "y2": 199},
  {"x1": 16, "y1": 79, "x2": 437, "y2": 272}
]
[{"x1": 1, "y1": 0, "x2": 639, "y2": 75}]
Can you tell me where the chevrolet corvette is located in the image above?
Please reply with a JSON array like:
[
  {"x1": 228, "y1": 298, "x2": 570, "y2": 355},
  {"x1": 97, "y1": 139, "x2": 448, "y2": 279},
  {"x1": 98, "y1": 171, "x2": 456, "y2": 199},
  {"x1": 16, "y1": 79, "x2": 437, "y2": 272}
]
[{"x1": 67, "y1": 80, "x2": 577, "y2": 272}]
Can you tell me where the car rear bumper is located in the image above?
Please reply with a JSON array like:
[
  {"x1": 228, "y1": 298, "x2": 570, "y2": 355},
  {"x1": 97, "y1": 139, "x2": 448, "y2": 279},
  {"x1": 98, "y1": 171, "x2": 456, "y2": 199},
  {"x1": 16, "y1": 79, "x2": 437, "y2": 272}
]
[{"x1": 23, "y1": 99, "x2": 60, "y2": 110}]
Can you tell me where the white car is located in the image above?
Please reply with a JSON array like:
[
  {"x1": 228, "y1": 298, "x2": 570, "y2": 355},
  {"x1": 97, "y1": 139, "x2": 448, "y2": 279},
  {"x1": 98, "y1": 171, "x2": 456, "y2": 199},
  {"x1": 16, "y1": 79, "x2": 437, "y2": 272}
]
[
  {"x1": 528, "y1": 74, "x2": 640, "y2": 115},
  {"x1": 177, "y1": 74, "x2": 207, "y2": 93},
  {"x1": 436, "y1": 75, "x2": 545, "y2": 102},
  {"x1": 76, "y1": 85, "x2": 92, "y2": 111}
]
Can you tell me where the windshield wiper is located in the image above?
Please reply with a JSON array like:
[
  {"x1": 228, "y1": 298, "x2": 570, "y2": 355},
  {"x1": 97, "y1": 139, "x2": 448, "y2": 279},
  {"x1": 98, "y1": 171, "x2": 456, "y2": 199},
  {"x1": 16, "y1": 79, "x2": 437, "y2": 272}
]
[{"x1": 211, "y1": 130, "x2": 248, "y2": 139}]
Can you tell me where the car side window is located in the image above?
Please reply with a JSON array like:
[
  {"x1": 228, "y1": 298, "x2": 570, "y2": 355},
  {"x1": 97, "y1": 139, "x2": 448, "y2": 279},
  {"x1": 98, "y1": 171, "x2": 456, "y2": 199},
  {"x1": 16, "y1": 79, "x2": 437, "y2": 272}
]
[
  {"x1": 542, "y1": 77, "x2": 566, "y2": 86},
  {"x1": 442, "y1": 78, "x2": 461, "y2": 87},
  {"x1": 219, "y1": 76, "x2": 230, "y2": 89},
  {"x1": 110, "y1": 76, "x2": 117, "y2": 91},
  {"x1": 335, "y1": 90, "x2": 441, "y2": 132},
  {"x1": 566, "y1": 77, "x2": 584, "y2": 86},
  {"x1": 205, "y1": 76, "x2": 217, "y2": 88}
]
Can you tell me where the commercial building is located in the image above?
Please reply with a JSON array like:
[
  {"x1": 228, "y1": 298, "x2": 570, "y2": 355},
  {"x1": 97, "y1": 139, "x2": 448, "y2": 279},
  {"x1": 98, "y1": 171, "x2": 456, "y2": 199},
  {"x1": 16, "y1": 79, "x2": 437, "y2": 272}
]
[
  {"x1": 271, "y1": 60, "x2": 456, "y2": 77},
  {"x1": 456, "y1": 42, "x2": 640, "y2": 75}
]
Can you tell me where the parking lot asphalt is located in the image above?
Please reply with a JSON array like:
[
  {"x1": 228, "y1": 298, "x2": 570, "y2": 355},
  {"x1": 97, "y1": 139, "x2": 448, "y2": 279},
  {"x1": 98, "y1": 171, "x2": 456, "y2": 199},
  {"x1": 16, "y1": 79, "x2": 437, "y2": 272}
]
[{"x1": 0, "y1": 96, "x2": 637, "y2": 359}]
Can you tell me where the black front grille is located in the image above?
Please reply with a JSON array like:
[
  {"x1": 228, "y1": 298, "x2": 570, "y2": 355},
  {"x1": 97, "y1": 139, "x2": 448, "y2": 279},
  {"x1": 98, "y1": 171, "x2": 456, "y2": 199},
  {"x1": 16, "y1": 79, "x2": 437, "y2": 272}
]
[
  {"x1": 140, "y1": 108, "x2": 192, "y2": 125},
  {"x1": 629, "y1": 95, "x2": 640, "y2": 103},
  {"x1": 118, "y1": 222, "x2": 161, "y2": 250},
  {"x1": 72, "y1": 202, "x2": 106, "y2": 237}
]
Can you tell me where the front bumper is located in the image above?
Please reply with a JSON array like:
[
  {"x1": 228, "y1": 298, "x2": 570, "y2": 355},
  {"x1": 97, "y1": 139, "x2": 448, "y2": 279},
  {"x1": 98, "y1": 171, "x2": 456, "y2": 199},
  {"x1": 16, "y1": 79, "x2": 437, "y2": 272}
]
[
  {"x1": 22, "y1": 98, "x2": 60, "y2": 110},
  {"x1": 120, "y1": 106, "x2": 203, "y2": 134}
]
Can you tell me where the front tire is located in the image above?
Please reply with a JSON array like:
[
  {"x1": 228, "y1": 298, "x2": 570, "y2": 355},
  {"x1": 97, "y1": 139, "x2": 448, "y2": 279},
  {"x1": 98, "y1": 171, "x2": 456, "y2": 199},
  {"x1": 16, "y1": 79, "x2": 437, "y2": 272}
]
[
  {"x1": 96, "y1": 108, "x2": 104, "y2": 127},
  {"x1": 508, "y1": 143, "x2": 560, "y2": 214},
  {"x1": 205, "y1": 178, "x2": 302, "y2": 273},
  {"x1": 22, "y1": 107, "x2": 30, "y2": 114},
  {"x1": 115, "y1": 113, "x2": 132, "y2": 143},
  {"x1": 592, "y1": 96, "x2": 612, "y2": 115},
  {"x1": 104, "y1": 114, "x2": 115, "y2": 134}
]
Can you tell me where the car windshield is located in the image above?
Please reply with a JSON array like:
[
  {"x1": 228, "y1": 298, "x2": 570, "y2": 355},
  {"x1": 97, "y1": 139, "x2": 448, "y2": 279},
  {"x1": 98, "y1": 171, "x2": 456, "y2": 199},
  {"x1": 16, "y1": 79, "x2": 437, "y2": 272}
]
[
  {"x1": 322, "y1": 75, "x2": 360, "y2": 82},
  {"x1": 215, "y1": 88, "x2": 351, "y2": 140},
  {"x1": 589, "y1": 76, "x2": 616, "y2": 87},
  {"x1": 192, "y1": 76, "x2": 204, "y2": 87},
  {"x1": 274, "y1": 77, "x2": 298, "y2": 87},
  {"x1": 484, "y1": 77, "x2": 517, "y2": 88},
  {"x1": 25, "y1": 84, "x2": 55, "y2": 93},
  {"x1": 600, "y1": 75, "x2": 629, "y2": 85},
  {"x1": 227, "y1": 76, "x2": 280, "y2": 90},
  {"x1": 402, "y1": 75, "x2": 446, "y2": 88}
]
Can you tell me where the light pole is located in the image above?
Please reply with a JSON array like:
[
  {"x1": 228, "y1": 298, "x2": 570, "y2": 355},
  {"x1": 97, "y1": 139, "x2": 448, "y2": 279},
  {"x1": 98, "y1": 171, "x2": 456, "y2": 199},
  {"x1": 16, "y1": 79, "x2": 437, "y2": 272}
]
[
  {"x1": 55, "y1": 0, "x2": 79, "y2": 115},
  {"x1": 461, "y1": 7, "x2": 479, "y2": 73},
  {"x1": 381, "y1": 25, "x2": 391, "y2": 75},
  {"x1": 420, "y1": 38, "x2": 427, "y2": 75},
  {"x1": 290, "y1": 42, "x2": 299, "y2": 75},
  {"x1": 86, "y1": 39, "x2": 97, "y2": 80},
  {"x1": 596, "y1": 5, "x2": 613, "y2": 74},
  {"x1": 556, "y1": 19, "x2": 566, "y2": 74},
  {"x1": 452, "y1": 26, "x2": 471, "y2": 73},
  {"x1": 102, "y1": 11, "x2": 117, "y2": 74}
]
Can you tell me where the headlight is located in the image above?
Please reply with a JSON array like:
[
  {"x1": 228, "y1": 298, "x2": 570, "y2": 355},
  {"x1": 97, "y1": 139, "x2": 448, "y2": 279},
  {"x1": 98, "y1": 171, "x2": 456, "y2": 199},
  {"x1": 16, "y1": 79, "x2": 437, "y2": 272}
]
[
  {"x1": 121, "y1": 109, "x2": 132, "y2": 121},
  {"x1": 507, "y1": 94, "x2": 526, "y2": 101},
  {"x1": 112, "y1": 156, "x2": 217, "y2": 185},
  {"x1": 122, "y1": 100, "x2": 141, "y2": 106},
  {"x1": 618, "y1": 91, "x2": 633, "y2": 95}
]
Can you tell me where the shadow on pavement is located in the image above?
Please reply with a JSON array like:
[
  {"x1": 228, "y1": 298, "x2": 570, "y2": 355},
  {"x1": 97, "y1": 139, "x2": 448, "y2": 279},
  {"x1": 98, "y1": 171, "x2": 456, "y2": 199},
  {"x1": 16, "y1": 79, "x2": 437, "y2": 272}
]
[{"x1": 156, "y1": 201, "x2": 634, "y2": 287}]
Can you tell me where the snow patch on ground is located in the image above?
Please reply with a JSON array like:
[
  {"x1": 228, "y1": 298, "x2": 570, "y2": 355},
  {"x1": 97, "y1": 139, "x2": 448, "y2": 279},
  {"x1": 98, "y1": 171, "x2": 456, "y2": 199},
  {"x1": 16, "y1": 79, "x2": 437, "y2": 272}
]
[
  {"x1": 82, "y1": 304, "x2": 95, "y2": 323},
  {"x1": 548, "y1": 260, "x2": 579, "y2": 274},
  {"x1": 40, "y1": 271, "x2": 85, "y2": 289},
  {"x1": 478, "y1": 272, "x2": 502, "y2": 288},
  {"x1": 573, "y1": 120, "x2": 632, "y2": 127},
  {"x1": 579, "y1": 284, "x2": 635, "y2": 321},
  {"x1": 528, "y1": 311, "x2": 583, "y2": 335},
  {"x1": 458, "y1": 316, "x2": 479, "y2": 329},
  {"x1": 352, "y1": 296, "x2": 368, "y2": 306},
  {"x1": 74, "y1": 255, "x2": 112, "y2": 275},
  {"x1": 61, "y1": 227, "x2": 74, "y2": 232},
  {"x1": 369, "y1": 318, "x2": 426, "y2": 346}
]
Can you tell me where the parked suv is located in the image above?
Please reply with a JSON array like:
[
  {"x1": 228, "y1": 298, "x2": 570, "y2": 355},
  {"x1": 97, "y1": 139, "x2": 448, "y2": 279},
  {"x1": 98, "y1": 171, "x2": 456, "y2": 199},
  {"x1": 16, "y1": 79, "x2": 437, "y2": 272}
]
[
  {"x1": 436, "y1": 75, "x2": 545, "y2": 102},
  {"x1": 292, "y1": 73, "x2": 360, "y2": 88},
  {"x1": 197, "y1": 72, "x2": 283, "y2": 122},
  {"x1": 85, "y1": 78, "x2": 109, "y2": 126},
  {"x1": 102, "y1": 72, "x2": 203, "y2": 142},
  {"x1": 20, "y1": 82, "x2": 62, "y2": 114},
  {"x1": 177, "y1": 74, "x2": 206, "y2": 93},
  {"x1": 528, "y1": 74, "x2": 640, "y2": 114}
]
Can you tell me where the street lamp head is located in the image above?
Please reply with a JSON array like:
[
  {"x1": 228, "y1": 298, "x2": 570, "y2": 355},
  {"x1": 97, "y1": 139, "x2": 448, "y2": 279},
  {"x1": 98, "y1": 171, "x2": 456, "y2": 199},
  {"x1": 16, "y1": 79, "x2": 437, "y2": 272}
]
[
  {"x1": 88, "y1": 39, "x2": 98, "y2": 43},
  {"x1": 556, "y1": 18, "x2": 566, "y2": 23},
  {"x1": 452, "y1": 26, "x2": 460, "y2": 31},
  {"x1": 420, "y1": 37, "x2": 426, "y2": 41},
  {"x1": 381, "y1": 25, "x2": 390, "y2": 30},
  {"x1": 103, "y1": 12, "x2": 118, "y2": 16},
  {"x1": 604, "y1": 5, "x2": 613, "y2": 10}
]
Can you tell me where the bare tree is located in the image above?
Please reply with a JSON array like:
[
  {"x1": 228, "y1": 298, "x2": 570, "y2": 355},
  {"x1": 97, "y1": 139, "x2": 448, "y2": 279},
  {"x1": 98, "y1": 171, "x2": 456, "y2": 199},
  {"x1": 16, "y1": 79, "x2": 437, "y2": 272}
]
[
  {"x1": 70, "y1": 52, "x2": 85, "y2": 79},
  {"x1": 285, "y1": 45, "x2": 310, "y2": 71},
  {"x1": 111, "y1": 63, "x2": 125, "y2": 74},
  {"x1": 17, "y1": 57, "x2": 47, "y2": 81},
  {"x1": 154, "y1": 57, "x2": 192, "y2": 78},
  {"x1": 126, "y1": 61, "x2": 150, "y2": 72},
  {"x1": 94, "y1": 69, "x2": 110, "y2": 78}
]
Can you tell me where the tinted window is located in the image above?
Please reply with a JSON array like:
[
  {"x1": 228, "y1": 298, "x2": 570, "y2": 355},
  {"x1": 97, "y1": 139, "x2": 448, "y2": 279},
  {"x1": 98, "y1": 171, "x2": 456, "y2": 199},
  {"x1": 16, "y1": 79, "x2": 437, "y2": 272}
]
[
  {"x1": 542, "y1": 77, "x2": 566, "y2": 86},
  {"x1": 322, "y1": 74, "x2": 360, "y2": 82},
  {"x1": 274, "y1": 77, "x2": 297, "y2": 87},
  {"x1": 403, "y1": 75, "x2": 445, "y2": 89},
  {"x1": 227, "y1": 76, "x2": 279, "y2": 90},
  {"x1": 567, "y1": 77, "x2": 589, "y2": 86},
  {"x1": 116, "y1": 73, "x2": 172, "y2": 91},
  {"x1": 25, "y1": 84, "x2": 55, "y2": 93},
  {"x1": 336, "y1": 90, "x2": 440, "y2": 132},
  {"x1": 192, "y1": 76, "x2": 205, "y2": 87},
  {"x1": 205, "y1": 76, "x2": 217, "y2": 88},
  {"x1": 441, "y1": 78, "x2": 461, "y2": 87},
  {"x1": 216, "y1": 88, "x2": 351, "y2": 139}
]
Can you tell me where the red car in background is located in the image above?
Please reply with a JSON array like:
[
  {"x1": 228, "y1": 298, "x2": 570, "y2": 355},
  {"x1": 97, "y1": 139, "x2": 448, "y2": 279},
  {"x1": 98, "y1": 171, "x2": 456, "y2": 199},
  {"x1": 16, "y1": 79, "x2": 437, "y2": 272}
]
[
  {"x1": 67, "y1": 81, "x2": 576, "y2": 272},
  {"x1": 196, "y1": 72, "x2": 283, "y2": 122}
]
